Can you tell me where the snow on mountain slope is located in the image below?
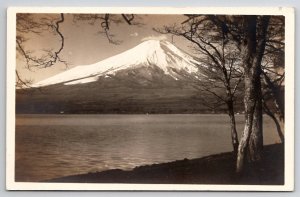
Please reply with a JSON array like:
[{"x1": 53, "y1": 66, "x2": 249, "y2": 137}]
[{"x1": 33, "y1": 40, "x2": 202, "y2": 87}]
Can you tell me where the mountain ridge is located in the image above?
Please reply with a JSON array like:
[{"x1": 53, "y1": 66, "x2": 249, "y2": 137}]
[
  {"x1": 17, "y1": 40, "x2": 235, "y2": 114},
  {"x1": 33, "y1": 40, "x2": 203, "y2": 87}
]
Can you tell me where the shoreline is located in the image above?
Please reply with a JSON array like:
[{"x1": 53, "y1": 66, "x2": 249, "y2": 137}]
[{"x1": 45, "y1": 143, "x2": 284, "y2": 185}]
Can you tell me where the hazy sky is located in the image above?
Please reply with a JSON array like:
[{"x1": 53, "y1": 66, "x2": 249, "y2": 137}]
[{"x1": 17, "y1": 14, "x2": 192, "y2": 83}]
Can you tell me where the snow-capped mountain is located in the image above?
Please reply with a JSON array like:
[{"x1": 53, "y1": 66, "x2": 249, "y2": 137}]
[
  {"x1": 17, "y1": 40, "x2": 215, "y2": 114},
  {"x1": 33, "y1": 40, "x2": 202, "y2": 87}
]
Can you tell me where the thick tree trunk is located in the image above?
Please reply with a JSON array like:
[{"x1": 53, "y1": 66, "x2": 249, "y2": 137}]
[
  {"x1": 227, "y1": 100, "x2": 239, "y2": 156},
  {"x1": 236, "y1": 75, "x2": 257, "y2": 173},
  {"x1": 248, "y1": 77, "x2": 263, "y2": 162},
  {"x1": 236, "y1": 15, "x2": 270, "y2": 173},
  {"x1": 236, "y1": 16, "x2": 258, "y2": 173}
]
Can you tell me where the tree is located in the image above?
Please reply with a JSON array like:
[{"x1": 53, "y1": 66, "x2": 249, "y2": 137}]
[
  {"x1": 158, "y1": 15, "x2": 243, "y2": 155},
  {"x1": 206, "y1": 15, "x2": 285, "y2": 172},
  {"x1": 235, "y1": 16, "x2": 270, "y2": 173},
  {"x1": 261, "y1": 16, "x2": 285, "y2": 143},
  {"x1": 159, "y1": 15, "x2": 284, "y2": 173}
]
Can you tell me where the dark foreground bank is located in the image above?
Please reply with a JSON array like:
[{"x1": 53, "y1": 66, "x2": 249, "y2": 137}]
[{"x1": 46, "y1": 143, "x2": 284, "y2": 185}]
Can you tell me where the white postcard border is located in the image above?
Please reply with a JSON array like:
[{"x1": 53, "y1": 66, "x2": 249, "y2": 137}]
[{"x1": 6, "y1": 6, "x2": 295, "y2": 191}]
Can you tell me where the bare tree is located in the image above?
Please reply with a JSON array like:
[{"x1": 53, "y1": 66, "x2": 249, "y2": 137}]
[
  {"x1": 206, "y1": 15, "x2": 284, "y2": 172},
  {"x1": 261, "y1": 16, "x2": 285, "y2": 143},
  {"x1": 158, "y1": 15, "x2": 244, "y2": 155},
  {"x1": 159, "y1": 15, "x2": 284, "y2": 173}
]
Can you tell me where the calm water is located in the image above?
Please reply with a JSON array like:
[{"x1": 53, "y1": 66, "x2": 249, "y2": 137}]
[{"x1": 15, "y1": 114, "x2": 280, "y2": 182}]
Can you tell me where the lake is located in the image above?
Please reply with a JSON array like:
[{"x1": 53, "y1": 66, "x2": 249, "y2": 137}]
[{"x1": 15, "y1": 114, "x2": 280, "y2": 182}]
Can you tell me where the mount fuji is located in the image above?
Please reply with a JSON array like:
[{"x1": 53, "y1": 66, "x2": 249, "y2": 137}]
[
  {"x1": 33, "y1": 40, "x2": 203, "y2": 87},
  {"x1": 17, "y1": 40, "x2": 219, "y2": 114}
]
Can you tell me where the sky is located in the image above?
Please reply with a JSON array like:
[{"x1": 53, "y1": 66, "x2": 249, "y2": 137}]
[{"x1": 17, "y1": 13, "x2": 192, "y2": 83}]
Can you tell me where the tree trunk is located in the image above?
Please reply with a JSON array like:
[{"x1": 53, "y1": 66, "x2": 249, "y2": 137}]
[
  {"x1": 248, "y1": 77, "x2": 263, "y2": 162},
  {"x1": 263, "y1": 100, "x2": 284, "y2": 143},
  {"x1": 236, "y1": 75, "x2": 257, "y2": 173},
  {"x1": 227, "y1": 100, "x2": 239, "y2": 156},
  {"x1": 236, "y1": 15, "x2": 270, "y2": 173},
  {"x1": 236, "y1": 16, "x2": 257, "y2": 173},
  {"x1": 262, "y1": 71, "x2": 285, "y2": 121},
  {"x1": 266, "y1": 111, "x2": 284, "y2": 144}
]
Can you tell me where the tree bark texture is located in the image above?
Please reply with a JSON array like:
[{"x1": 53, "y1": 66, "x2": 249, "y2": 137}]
[
  {"x1": 248, "y1": 77, "x2": 263, "y2": 162},
  {"x1": 236, "y1": 16, "x2": 270, "y2": 173},
  {"x1": 227, "y1": 100, "x2": 239, "y2": 156}
]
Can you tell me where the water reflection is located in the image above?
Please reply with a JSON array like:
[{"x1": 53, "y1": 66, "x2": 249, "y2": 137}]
[{"x1": 15, "y1": 114, "x2": 279, "y2": 182}]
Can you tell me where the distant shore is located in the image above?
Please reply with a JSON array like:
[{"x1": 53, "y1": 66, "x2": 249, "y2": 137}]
[{"x1": 45, "y1": 143, "x2": 284, "y2": 185}]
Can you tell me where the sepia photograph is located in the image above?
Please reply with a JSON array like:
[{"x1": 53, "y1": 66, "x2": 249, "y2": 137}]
[{"x1": 6, "y1": 7, "x2": 294, "y2": 191}]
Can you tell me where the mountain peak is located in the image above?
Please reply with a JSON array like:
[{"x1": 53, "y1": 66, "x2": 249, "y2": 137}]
[{"x1": 33, "y1": 40, "x2": 201, "y2": 87}]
